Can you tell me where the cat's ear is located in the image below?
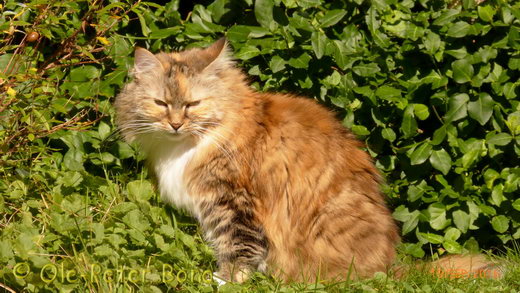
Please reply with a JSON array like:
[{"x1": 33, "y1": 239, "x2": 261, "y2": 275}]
[
  {"x1": 202, "y1": 38, "x2": 233, "y2": 72},
  {"x1": 133, "y1": 47, "x2": 164, "y2": 76}
]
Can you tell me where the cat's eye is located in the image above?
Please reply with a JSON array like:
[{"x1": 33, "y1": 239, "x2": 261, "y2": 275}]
[
  {"x1": 154, "y1": 99, "x2": 168, "y2": 107},
  {"x1": 186, "y1": 100, "x2": 200, "y2": 108}
]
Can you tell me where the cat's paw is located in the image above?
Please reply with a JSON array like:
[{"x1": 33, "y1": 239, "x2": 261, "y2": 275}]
[
  {"x1": 215, "y1": 266, "x2": 251, "y2": 283},
  {"x1": 212, "y1": 273, "x2": 227, "y2": 286}
]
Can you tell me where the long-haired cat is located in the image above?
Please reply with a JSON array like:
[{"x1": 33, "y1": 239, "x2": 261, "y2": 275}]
[{"x1": 114, "y1": 39, "x2": 496, "y2": 282}]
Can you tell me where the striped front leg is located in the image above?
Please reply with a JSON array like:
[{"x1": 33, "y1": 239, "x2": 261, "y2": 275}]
[{"x1": 198, "y1": 188, "x2": 268, "y2": 283}]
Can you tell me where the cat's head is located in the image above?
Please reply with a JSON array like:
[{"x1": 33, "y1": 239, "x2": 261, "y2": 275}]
[{"x1": 115, "y1": 38, "x2": 246, "y2": 145}]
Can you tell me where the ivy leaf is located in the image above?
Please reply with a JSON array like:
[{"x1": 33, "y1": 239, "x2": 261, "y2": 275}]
[
  {"x1": 491, "y1": 215, "x2": 509, "y2": 233},
  {"x1": 491, "y1": 184, "x2": 505, "y2": 206},
  {"x1": 429, "y1": 203, "x2": 450, "y2": 230},
  {"x1": 433, "y1": 9, "x2": 461, "y2": 26},
  {"x1": 443, "y1": 240, "x2": 462, "y2": 254},
  {"x1": 127, "y1": 180, "x2": 154, "y2": 202},
  {"x1": 70, "y1": 66, "x2": 100, "y2": 82},
  {"x1": 381, "y1": 128, "x2": 396, "y2": 142},
  {"x1": 418, "y1": 232, "x2": 444, "y2": 244},
  {"x1": 444, "y1": 227, "x2": 461, "y2": 241},
  {"x1": 486, "y1": 132, "x2": 513, "y2": 146},
  {"x1": 235, "y1": 46, "x2": 261, "y2": 60},
  {"x1": 447, "y1": 21, "x2": 471, "y2": 38},
  {"x1": 478, "y1": 5, "x2": 495, "y2": 22},
  {"x1": 413, "y1": 104, "x2": 430, "y2": 120},
  {"x1": 452, "y1": 59, "x2": 474, "y2": 83},
  {"x1": 353, "y1": 63, "x2": 380, "y2": 77},
  {"x1": 432, "y1": 126, "x2": 447, "y2": 145},
  {"x1": 512, "y1": 199, "x2": 520, "y2": 211},
  {"x1": 269, "y1": 56, "x2": 286, "y2": 73},
  {"x1": 423, "y1": 31, "x2": 442, "y2": 55},
  {"x1": 254, "y1": 0, "x2": 278, "y2": 31},
  {"x1": 453, "y1": 210, "x2": 471, "y2": 233},
  {"x1": 468, "y1": 93, "x2": 494, "y2": 125},
  {"x1": 319, "y1": 10, "x2": 347, "y2": 28},
  {"x1": 410, "y1": 142, "x2": 433, "y2": 165},
  {"x1": 310, "y1": 31, "x2": 327, "y2": 59},
  {"x1": 402, "y1": 210, "x2": 420, "y2": 235},
  {"x1": 429, "y1": 149, "x2": 452, "y2": 175},
  {"x1": 98, "y1": 121, "x2": 111, "y2": 141},
  {"x1": 288, "y1": 52, "x2": 311, "y2": 68},
  {"x1": 401, "y1": 105, "x2": 418, "y2": 138},
  {"x1": 445, "y1": 93, "x2": 469, "y2": 122}
]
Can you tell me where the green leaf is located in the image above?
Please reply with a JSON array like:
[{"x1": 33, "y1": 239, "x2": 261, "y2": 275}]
[
  {"x1": 136, "y1": 11, "x2": 151, "y2": 36},
  {"x1": 423, "y1": 31, "x2": 442, "y2": 55},
  {"x1": 447, "y1": 21, "x2": 471, "y2": 38},
  {"x1": 381, "y1": 128, "x2": 396, "y2": 142},
  {"x1": 407, "y1": 181, "x2": 424, "y2": 202},
  {"x1": 376, "y1": 86, "x2": 402, "y2": 100},
  {"x1": 513, "y1": 199, "x2": 520, "y2": 211},
  {"x1": 402, "y1": 211, "x2": 420, "y2": 235},
  {"x1": 503, "y1": 83, "x2": 517, "y2": 100},
  {"x1": 443, "y1": 240, "x2": 462, "y2": 254},
  {"x1": 432, "y1": 126, "x2": 447, "y2": 145},
  {"x1": 484, "y1": 169, "x2": 500, "y2": 189},
  {"x1": 319, "y1": 10, "x2": 347, "y2": 28},
  {"x1": 235, "y1": 46, "x2": 261, "y2": 60},
  {"x1": 149, "y1": 27, "x2": 182, "y2": 39},
  {"x1": 452, "y1": 59, "x2": 474, "y2": 83},
  {"x1": 429, "y1": 149, "x2": 452, "y2": 175},
  {"x1": 352, "y1": 63, "x2": 380, "y2": 77},
  {"x1": 227, "y1": 25, "x2": 270, "y2": 42},
  {"x1": 433, "y1": 9, "x2": 461, "y2": 26},
  {"x1": 70, "y1": 66, "x2": 100, "y2": 82},
  {"x1": 127, "y1": 180, "x2": 154, "y2": 202},
  {"x1": 401, "y1": 105, "x2": 418, "y2": 138},
  {"x1": 296, "y1": 0, "x2": 322, "y2": 9},
  {"x1": 444, "y1": 227, "x2": 461, "y2": 241},
  {"x1": 445, "y1": 93, "x2": 469, "y2": 122},
  {"x1": 452, "y1": 210, "x2": 470, "y2": 233},
  {"x1": 468, "y1": 93, "x2": 494, "y2": 125},
  {"x1": 311, "y1": 31, "x2": 327, "y2": 59},
  {"x1": 254, "y1": 0, "x2": 278, "y2": 31},
  {"x1": 486, "y1": 132, "x2": 513, "y2": 146},
  {"x1": 269, "y1": 56, "x2": 286, "y2": 73},
  {"x1": 490, "y1": 184, "x2": 505, "y2": 206},
  {"x1": 98, "y1": 121, "x2": 111, "y2": 140},
  {"x1": 63, "y1": 149, "x2": 84, "y2": 171},
  {"x1": 428, "y1": 203, "x2": 449, "y2": 230},
  {"x1": 413, "y1": 104, "x2": 429, "y2": 120},
  {"x1": 123, "y1": 209, "x2": 151, "y2": 232},
  {"x1": 461, "y1": 140, "x2": 484, "y2": 169},
  {"x1": 410, "y1": 142, "x2": 433, "y2": 165},
  {"x1": 478, "y1": 5, "x2": 496, "y2": 23},
  {"x1": 491, "y1": 215, "x2": 509, "y2": 233},
  {"x1": 418, "y1": 232, "x2": 444, "y2": 244},
  {"x1": 332, "y1": 40, "x2": 348, "y2": 69},
  {"x1": 288, "y1": 53, "x2": 311, "y2": 68},
  {"x1": 351, "y1": 125, "x2": 370, "y2": 136}
]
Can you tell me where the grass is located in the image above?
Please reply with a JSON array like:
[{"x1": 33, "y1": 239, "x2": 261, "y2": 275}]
[{"x1": 1, "y1": 163, "x2": 520, "y2": 292}]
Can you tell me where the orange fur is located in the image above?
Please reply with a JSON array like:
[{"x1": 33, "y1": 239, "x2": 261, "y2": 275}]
[{"x1": 115, "y1": 39, "x2": 498, "y2": 283}]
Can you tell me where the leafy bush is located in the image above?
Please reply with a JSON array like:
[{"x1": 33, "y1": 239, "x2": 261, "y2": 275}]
[{"x1": 1, "y1": 0, "x2": 519, "y2": 291}]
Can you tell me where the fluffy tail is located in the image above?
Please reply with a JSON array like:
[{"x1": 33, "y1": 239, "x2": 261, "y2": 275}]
[{"x1": 393, "y1": 254, "x2": 504, "y2": 280}]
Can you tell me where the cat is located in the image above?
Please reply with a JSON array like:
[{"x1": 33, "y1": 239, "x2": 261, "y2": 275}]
[{"x1": 114, "y1": 39, "x2": 497, "y2": 283}]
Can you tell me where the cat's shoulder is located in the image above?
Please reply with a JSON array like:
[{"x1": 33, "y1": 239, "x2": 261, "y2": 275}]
[{"x1": 256, "y1": 92, "x2": 341, "y2": 130}]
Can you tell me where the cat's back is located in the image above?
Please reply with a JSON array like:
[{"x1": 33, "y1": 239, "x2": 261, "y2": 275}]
[
  {"x1": 247, "y1": 93, "x2": 399, "y2": 281},
  {"x1": 259, "y1": 93, "x2": 350, "y2": 140}
]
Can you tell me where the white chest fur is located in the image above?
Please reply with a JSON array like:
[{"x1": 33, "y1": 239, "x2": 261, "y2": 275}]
[{"x1": 150, "y1": 140, "x2": 201, "y2": 220}]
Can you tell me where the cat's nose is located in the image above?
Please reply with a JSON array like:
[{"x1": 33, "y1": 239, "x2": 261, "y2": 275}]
[{"x1": 169, "y1": 122, "x2": 183, "y2": 131}]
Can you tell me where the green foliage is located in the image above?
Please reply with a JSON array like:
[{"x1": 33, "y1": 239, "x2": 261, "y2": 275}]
[{"x1": 1, "y1": 0, "x2": 519, "y2": 291}]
